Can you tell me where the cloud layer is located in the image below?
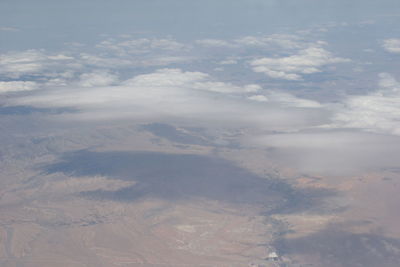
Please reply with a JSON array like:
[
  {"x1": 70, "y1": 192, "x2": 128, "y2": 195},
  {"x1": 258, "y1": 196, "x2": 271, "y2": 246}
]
[{"x1": 9, "y1": 68, "x2": 325, "y2": 131}]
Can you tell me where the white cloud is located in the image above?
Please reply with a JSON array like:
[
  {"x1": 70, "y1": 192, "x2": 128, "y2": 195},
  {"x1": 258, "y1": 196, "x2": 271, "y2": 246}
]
[
  {"x1": 137, "y1": 56, "x2": 194, "y2": 66},
  {"x1": 248, "y1": 91, "x2": 321, "y2": 108},
  {"x1": 333, "y1": 73, "x2": 400, "y2": 135},
  {"x1": 47, "y1": 54, "x2": 74, "y2": 61},
  {"x1": 0, "y1": 26, "x2": 19, "y2": 32},
  {"x1": 248, "y1": 95, "x2": 268, "y2": 102},
  {"x1": 78, "y1": 71, "x2": 119, "y2": 87},
  {"x1": 0, "y1": 50, "x2": 75, "y2": 79},
  {"x1": 196, "y1": 34, "x2": 309, "y2": 50},
  {"x1": 122, "y1": 69, "x2": 260, "y2": 93},
  {"x1": 250, "y1": 46, "x2": 350, "y2": 80},
  {"x1": 148, "y1": 39, "x2": 186, "y2": 51},
  {"x1": 8, "y1": 68, "x2": 325, "y2": 130},
  {"x1": 195, "y1": 39, "x2": 233, "y2": 47},
  {"x1": 97, "y1": 38, "x2": 187, "y2": 54},
  {"x1": 0, "y1": 50, "x2": 46, "y2": 78},
  {"x1": 195, "y1": 34, "x2": 313, "y2": 50},
  {"x1": 79, "y1": 53, "x2": 132, "y2": 68},
  {"x1": 235, "y1": 34, "x2": 304, "y2": 49},
  {"x1": 267, "y1": 91, "x2": 322, "y2": 108},
  {"x1": 0, "y1": 81, "x2": 39, "y2": 93},
  {"x1": 383, "y1": 39, "x2": 400, "y2": 53},
  {"x1": 83, "y1": 37, "x2": 193, "y2": 68},
  {"x1": 246, "y1": 130, "x2": 400, "y2": 175},
  {"x1": 219, "y1": 59, "x2": 238, "y2": 65}
]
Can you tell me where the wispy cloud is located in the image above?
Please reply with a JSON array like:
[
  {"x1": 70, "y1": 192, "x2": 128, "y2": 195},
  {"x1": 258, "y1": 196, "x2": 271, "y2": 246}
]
[
  {"x1": 0, "y1": 26, "x2": 19, "y2": 32},
  {"x1": 0, "y1": 81, "x2": 38, "y2": 93},
  {"x1": 333, "y1": 73, "x2": 400, "y2": 135},
  {"x1": 78, "y1": 71, "x2": 119, "y2": 87},
  {"x1": 0, "y1": 50, "x2": 75, "y2": 79},
  {"x1": 383, "y1": 38, "x2": 400, "y2": 53},
  {"x1": 246, "y1": 130, "x2": 400, "y2": 174},
  {"x1": 96, "y1": 38, "x2": 187, "y2": 54},
  {"x1": 250, "y1": 45, "x2": 350, "y2": 80}
]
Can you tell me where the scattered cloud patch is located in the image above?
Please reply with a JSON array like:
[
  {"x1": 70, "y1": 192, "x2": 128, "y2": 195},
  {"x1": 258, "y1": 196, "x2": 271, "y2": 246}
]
[
  {"x1": 82, "y1": 38, "x2": 193, "y2": 68},
  {"x1": 248, "y1": 95, "x2": 268, "y2": 102},
  {"x1": 219, "y1": 59, "x2": 238, "y2": 65},
  {"x1": 78, "y1": 71, "x2": 119, "y2": 87},
  {"x1": 196, "y1": 34, "x2": 308, "y2": 50},
  {"x1": 96, "y1": 38, "x2": 187, "y2": 54},
  {"x1": 383, "y1": 39, "x2": 400, "y2": 53},
  {"x1": 0, "y1": 26, "x2": 19, "y2": 32},
  {"x1": 123, "y1": 69, "x2": 261, "y2": 94},
  {"x1": 266, "y1": 91, "x2": 322, "y2": 108},
  {"x1": 195, "y1": 39, "x2": 233, "y2": 47},
  {"x1": 333, "y1": 73, "x2": 400, "y2": 135},
  {"x1": 235, "y1": 34, "x2": 305, "y2": 49},
  {"x1": 79, "y1": 53, "x2": 131, "y2": 68},
  {"x1": 0, "y1": 50, "x2": 75, "y2": 79},
  {"x1": 250, "y1": 46, "x2": 350, "y2": 80},
  {"x1": 248, "y1": 91, "x2": 321, "y2": 108},
  {"x1": 0, "y1": 81, "x2": 39, "y2": 93}
]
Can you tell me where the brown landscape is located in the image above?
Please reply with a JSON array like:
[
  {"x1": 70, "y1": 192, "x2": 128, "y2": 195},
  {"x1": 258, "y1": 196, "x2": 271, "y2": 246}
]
[{"x1": 1, "y1": 123, "x2": 400, "y2": 267}]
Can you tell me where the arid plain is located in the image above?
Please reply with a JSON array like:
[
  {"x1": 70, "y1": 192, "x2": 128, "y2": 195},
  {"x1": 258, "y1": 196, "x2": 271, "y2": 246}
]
[{"x1": 1, "y1": 122, "x2": 400, "y2": 267}]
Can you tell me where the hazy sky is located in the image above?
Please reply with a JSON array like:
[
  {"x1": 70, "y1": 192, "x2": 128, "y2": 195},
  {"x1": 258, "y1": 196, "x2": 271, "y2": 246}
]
[
  {"x1": 1, "y1": 0, "x2": 400, "y2": 49},
  {"x1": 1, "y1": 0, "x2": 400, "y2": 175}
]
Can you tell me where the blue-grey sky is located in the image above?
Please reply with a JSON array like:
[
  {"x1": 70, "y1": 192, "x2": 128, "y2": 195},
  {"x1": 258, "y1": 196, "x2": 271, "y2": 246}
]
[{"x1": 1, "y1": 0, "x2": 400, "y2": 50}]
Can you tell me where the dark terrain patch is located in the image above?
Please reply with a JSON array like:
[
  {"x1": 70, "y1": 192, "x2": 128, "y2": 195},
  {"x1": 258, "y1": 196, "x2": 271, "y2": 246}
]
[{"x1": 44, "y1": 150, "x2": 338, "y2": 214}]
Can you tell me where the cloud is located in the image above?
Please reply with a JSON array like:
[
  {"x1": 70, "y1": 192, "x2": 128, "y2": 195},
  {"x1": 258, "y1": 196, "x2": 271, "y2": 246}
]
[
  {"x1": 241, "y1": 72, "x2": 400, "y2": 174},
  {"x1": 250, "y1": 45, "x2": 350, "y2": 80},
  {"x1": 83, "y1": 37, "x2": 193, "y2": 68},
  {"x1": 0, "y1": 81, "x2": 39, "y2": 93},
  {"x1": 0, "y1": 50, "x2": 46, "y2": 78},
  {"x1": 248, "y1": 91, "x2": 321, "y2": 108},
  {"x1": 245, "y1": 130, "x2": 400, "y2": 175},
  {"x1": 96, "y1": 38, "x2": 187, "y2": 55},
  {"x1": 196, "y1": 34, "x2": 307, "y2": 50},
  {"x1": 195, "y1": 39, "x2": 233, "y2": 47},
  {"x1": 79, "y1": 53, "x2": 132, "y2": 68},
  {"x1": 3, "y1": 33, "x2": 399, "y2": 176},
  {"x1": 0, "y1": 50, "x2": 75, "y2": 79},
  {"x1": 248, "y1": 95, "x2": 268, "y2": 102},
  {"x1": 218, "y1": 59, "x2": 238, "y2": 65},
  {"x1": 333, "y1": 73, "x2": 400, "y2": 135},
  {"x1": 0, "y1": 26, "x2": 19, "y2": 32},
  {"x1": 122, "y1": 69, "x2": 261, "y2": 94},
  {"x1": 383, "y1": 39, "x2": 400, "y2": 53},
  {"x1": 78, "y1": 71, "x2": 119, "y2": 87},
  {"x1": 7, "y1": 68, "x2": 326, "y2": 130},
  {"x1": 235, "y1": 34, "x2": 305, "y2": 49},
  {"x1": 267, "y1": 91, "x2": 322, "y2": 108},
  {"x1": 79, "y1": 53, "x2": 191, "y2": 68}
]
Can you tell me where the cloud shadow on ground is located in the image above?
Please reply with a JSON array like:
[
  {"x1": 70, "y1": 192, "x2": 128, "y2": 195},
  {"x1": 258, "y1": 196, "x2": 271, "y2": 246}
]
[{"x1": 44, "y1": 150, "x2": 338, "y2": 213}]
